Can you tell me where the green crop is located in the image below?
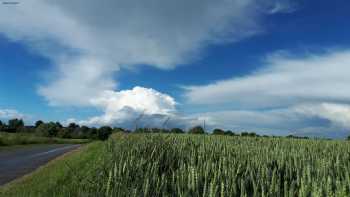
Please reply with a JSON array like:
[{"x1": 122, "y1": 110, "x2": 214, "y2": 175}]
[
  {"x1": 2, "y1": 133, "x2": 350, "y2": 197},
  {"x1": 85, "y1": 134, "x2": 350, "y2": 197}
]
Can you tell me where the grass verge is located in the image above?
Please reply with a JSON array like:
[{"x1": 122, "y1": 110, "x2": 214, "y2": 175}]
[{"x1": 0, "y1": 141, "x2": 104, "y2": 197}]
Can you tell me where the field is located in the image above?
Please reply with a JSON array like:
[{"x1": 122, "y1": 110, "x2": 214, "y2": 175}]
[
  {"x1": 1, "y1": 133, "x2": 350, "y2": 196},
  {"x1": 0, "y1": 132, "x2": 90, "y2": 146}
]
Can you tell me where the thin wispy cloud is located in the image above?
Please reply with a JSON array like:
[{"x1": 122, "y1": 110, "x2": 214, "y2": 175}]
[
  {"x1": 0, "y1": 109, "x2": 25, "y2": 120},
  {"x1": 184, "y1": 49, "x2": 350, "y2": 137}
]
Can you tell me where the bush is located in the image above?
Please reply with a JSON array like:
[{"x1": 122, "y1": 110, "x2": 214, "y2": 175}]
[
  {"x1": 112, "y1": 127, "x2": 125, "y2": 133},
  {"x1": 171, "y1": 128, "x2": 185, "y2": 134},
  {"x1": 17, "y1": 126, "x2": 35, "y2": 133},
  {"x1": 88, "y1": 128, "x2": 98, "y2": 139},
  {"x1": 224, "y1": 130, "x2": 236, "y2": 136},
  {"x1": 57, "y1": 128, "x2": 71, "y2": 138},
  {"x1": 189, "y1": 126, "x2": 205, "y2": 134},
  {"x1": 36, "y1": 122, "x2": 59, "y2": 137},
  {"x1": 134, "y1": 128, "x2": 149, "y2": 133},
  {"x1": 241, "y1": 132, "x2": 259, "y2": 137},
  {"x1": 212, "y1": 128, "x2": 225, "y2": 135},
  {"x1": 98, "y1": 126, "x2": 112, "y2": 140},
  {"x1": 287, "y1": 135, "x2": 309, "y2": 139}
]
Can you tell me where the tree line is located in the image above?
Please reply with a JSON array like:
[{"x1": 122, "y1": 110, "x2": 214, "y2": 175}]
[
  {"x1": 0, "y1": 119, "x2": 262, "y2": 138},
  {"x1": 134, "y1": 126, "x2": 263, "y2": 137},
  {"x1": 0, "y1": 119, "x2": 113, "y2": 140},
  {"x1": 0, "y1": 118, "x2": 316, "y2": 140}
]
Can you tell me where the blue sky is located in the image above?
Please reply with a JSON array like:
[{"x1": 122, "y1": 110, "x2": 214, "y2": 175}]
[{"x1": 1, "y1": 0, "x2": 350, "y2": 138}]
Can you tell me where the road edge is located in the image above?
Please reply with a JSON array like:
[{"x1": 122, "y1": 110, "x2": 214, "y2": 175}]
[{"x1": 0, "y1": 143, "x2": 84, "y2": 190}]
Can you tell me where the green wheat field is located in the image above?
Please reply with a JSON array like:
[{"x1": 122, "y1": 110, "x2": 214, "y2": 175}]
[{"x1": 1, "y1": 133, "x2": 350, "y2": 197}]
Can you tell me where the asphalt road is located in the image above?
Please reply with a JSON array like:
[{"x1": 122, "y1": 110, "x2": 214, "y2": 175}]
[{"x1": 0, "y1": 144, "x2": 81, "y2": 186}]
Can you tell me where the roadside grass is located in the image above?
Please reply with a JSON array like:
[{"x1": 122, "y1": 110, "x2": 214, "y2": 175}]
[
  {"x1": 0, "y1": 132, "x2": 90, "y2": 146},
  {"x1": 0, "y1": 141, "x2": 105, "y2": 197}
]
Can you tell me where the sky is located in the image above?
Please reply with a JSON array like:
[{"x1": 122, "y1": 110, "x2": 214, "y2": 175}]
[{"x1": 1, "y1": 0, "x2": 350, "y2": 138}]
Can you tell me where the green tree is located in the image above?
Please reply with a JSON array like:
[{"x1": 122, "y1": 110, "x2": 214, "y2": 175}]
[
  {"x1": 89, "y1": 127, "x2": 98, "y2": 139},
  {"x1": 57, "y1": 127, "x2": 71, "y2": 138},
  {"x1": 79, "y1": 126, "x2": 90, "y2": 138},
  {"x1": 8, "y1": 119, "x2": 24, "y2": 132},
  {"x1": 135, "y1": 128, "x2": 148, "y2": 133},
  {"x1": 35, "y1": 120, "x2": 44, "y2": 128},
  {"x1": 112, "y1": 127, "x2": 125, "y2": 133},
  {"x1": 68, "y1": 122, "x2": 79, "y2": 129},
  {"x1": 189, "y1": 126, "x2": 205, "y2": 134},
  {"x1": 67, "y1": 123, "x2": 81, "y2": 138},
  {"x1": 212, "y1": 128, "x2": 225, "y2": 135},
  {"x1": 55, "y1": 122, "x2": 63, "y2": 128},
  {"x1": 241, "y1": 132, "x2": 259, "y2": 137},
  {"x1": 170, "y1": 128, "x2": 184, "y2": 134},
  {"x1": 224, "y1": 130, "x2": 236, "y2": 136},
  {"x1": 160, "y1": 128, "x2": 170, "y2": 133},
  {"x1": 0, "y1": 120, "x2": 4, "y2": 131},
  {"x1": 248, "y1": 132, "x2": 258, "y2": 137},
  {"x1": 98, "y1": 126, "x2": 112, "y2": 140},
  {"x1": 36, "y1": 122, "x2": 59, "y2": 137}
]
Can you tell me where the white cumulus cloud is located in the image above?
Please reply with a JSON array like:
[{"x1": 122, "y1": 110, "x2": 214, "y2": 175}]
[{"x1": 73, "y1": 87, "x2": 177, "y2": 127}]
